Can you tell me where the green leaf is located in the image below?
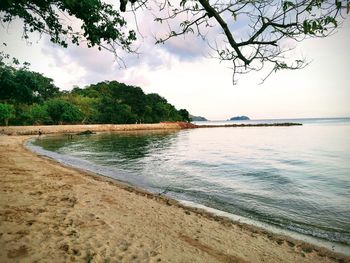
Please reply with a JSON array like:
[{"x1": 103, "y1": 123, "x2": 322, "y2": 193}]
[
  {"x1": 303, "y1": 20, "x2": 309, "y2": 34},
  {"x1": 283, "y1": 1, "x2": 295, "y2": 11},
  {"x1": 232, "y1": 12, "x2": 237, "y2": 21}
]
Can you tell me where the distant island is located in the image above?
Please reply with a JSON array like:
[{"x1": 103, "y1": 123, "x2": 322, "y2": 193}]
[
  {"x1": 230, "y1": 116, "x2": 250, "y2": 121},
  {"x1": 190, "y1": 115, "x2": 208, "y2": 121}
]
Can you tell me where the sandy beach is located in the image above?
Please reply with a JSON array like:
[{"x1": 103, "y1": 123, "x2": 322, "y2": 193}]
[
  {"x1": 0, "y1": 132, "x2": 349, "y2": 262},
  {"x1": 0, "y1": 123, "x2": 191, "y2": 136}
]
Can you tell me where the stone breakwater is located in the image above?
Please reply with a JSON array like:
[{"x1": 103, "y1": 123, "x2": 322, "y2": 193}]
[
  {"x1": 0, "y1": 122, "x2": 194, "y2": 136},
  {"x1": 0, "y1": 122, "x2": 301, "y2": 136}
]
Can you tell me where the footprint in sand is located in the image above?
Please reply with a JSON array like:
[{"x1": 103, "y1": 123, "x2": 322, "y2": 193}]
[{"x1": 7, "y1": 245, "x2": 28, "y2": 259}]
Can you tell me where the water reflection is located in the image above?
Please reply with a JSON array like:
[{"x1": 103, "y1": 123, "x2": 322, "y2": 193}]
[{"x1": 36, "y1": 130, "x2": 179, "y2": 164}]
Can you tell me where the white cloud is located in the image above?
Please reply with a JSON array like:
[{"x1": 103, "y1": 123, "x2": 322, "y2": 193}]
[{"x1": 1, "y1": 8, "x2": 349, "y2": 119}]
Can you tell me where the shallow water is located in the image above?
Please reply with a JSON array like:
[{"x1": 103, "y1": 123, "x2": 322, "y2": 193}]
[{"x1": 31, "y1": 118, "x2": 350, "y2": 247}]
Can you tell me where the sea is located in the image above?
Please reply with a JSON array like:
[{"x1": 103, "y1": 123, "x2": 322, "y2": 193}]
[{"x1": 28, "y1": 117, "x2": 350, "y2": 254}]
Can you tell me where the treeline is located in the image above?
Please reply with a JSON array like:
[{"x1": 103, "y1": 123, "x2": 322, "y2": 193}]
[{"x1": 0, "y1": 63, "x2": 190, "y2": 126}]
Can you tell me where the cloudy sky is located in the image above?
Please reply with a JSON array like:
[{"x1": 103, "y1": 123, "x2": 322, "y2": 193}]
[{"x1": 1, "y1": 6, "x2": 349, "y2": 120}]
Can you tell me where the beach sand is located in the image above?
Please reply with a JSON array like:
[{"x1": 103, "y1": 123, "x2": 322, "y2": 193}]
[{"x1": 0, "y1": 134, "x2": 349, "y2": 263}]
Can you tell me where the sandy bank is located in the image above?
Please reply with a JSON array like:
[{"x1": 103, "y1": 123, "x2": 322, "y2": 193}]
[
  {"x1": 0, "y1": 122, "x2": 193, "y2": 136},
  {"x1": 0, "y1": 121, "x2": 302, "y2": 136},
  {"x1": 0, "y1": 135, "x2": 349, "y2": 263}
]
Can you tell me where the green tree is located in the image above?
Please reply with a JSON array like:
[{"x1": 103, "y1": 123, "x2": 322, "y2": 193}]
[
  {"x1": 97, "y1": 96, "x2": 137, "y2": 124},
  {"x1": 0, "y1": 103, "x2": 14, "y2": 126},
  {"x1": 0, "y1": 64, "x2": 59, "y2": 104},
  {"x1": 29, "y1": 71, "x2": 60, "y2": 102},
  {"x1": 29, "y1": 104, "x2": 50, "y2": 125},
  {"x1": 145, "y1": 93, "x2": 183, "y2": 123},
  {"x1": 61, "y1": 93, "x2": 99, "y2": 123},
  {"x1": 45, "y1": 99, "x2": 83, "y2": 124},
  {"x1": 179, "y1": 109, "x2": 190, "y2": 122},
  {"x1": 76, "y1": 80, "x2": 189, "y2": 124},
  {"x1": 0, "y1": 0, "x2": 136, "y2": 65},
  {"x1": 12, "y1": 104, "x2": 31, "y2": 126},
  {"x1": 0, "y1": 64, "x2": 192, "y2": 125}
]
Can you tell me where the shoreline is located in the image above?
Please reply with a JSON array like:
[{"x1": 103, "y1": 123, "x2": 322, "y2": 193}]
[
  {"x1": 1, "y1": 132, "x2": 349, "y2": 262},
  {"x1": 26, "y1": 134, "x2": 350, "y2": 256},
  {"x1": 0, "y1": 122, "x2": 302, "y2": 136},
  {"x1": 0, "y1": 123, "x2": 188, "y2": 136},
  {"x1": 179, "y1": 201, "x2": 350, "y2": 256}
]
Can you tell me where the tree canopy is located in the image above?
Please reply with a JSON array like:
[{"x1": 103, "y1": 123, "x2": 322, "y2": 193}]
[
  {"x1": 1, "y1": 0, "x2": 348, "y2": 81},
  {"x1": 0, "y1": 63, "x2": 60, "y2": 104},
  {"x1": 0, "y1": 61, "x2": 190, "y2": 126},
  {"x1": 0, "y1": 0, "x2": 136, "y2": 62},
  {"x1": 0, "y1": 103, "x2": 14, "y2": 126}
]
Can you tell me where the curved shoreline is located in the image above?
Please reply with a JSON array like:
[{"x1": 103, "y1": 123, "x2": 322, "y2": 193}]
[
  {"x1": 0, "y1": 123, "x2": 187, "y2": 136},
  {"x1": 27, "y1": 135, "x2": 350, "y2": 255},
  {"x1": 0, "y1": 133, "x2": 349, "y2": 262},
  {"x1": 0, "y1": 122, "x2": 302, "y2": 136}
]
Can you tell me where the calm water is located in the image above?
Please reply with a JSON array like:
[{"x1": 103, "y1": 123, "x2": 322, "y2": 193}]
[{"x1": 30, "y1": 118, "x2": 350, "y2": 248}]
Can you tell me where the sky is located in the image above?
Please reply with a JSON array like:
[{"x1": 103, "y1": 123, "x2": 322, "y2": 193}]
[{"x1": 1, "y1": 6, "x2": 349, "y2": 120}]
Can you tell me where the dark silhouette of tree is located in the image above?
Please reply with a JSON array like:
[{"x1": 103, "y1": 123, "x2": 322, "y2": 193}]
[
  {"x1": 179, "y1": 109, "x2": 190, "y2": 122},
  {"x1": 0, "y1": 0, "x2": 137, "y2": 66},
  {"x1": 1, "y1": 0, "x2": 348, "y2": 81},
  {"x1": 150, "y1": 0, "x2": 348, "y2": 82}
]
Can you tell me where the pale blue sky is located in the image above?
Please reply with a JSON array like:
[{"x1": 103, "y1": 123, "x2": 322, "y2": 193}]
[{"x1": 1, "y1": 13, "x2": 349, "y2": 120}]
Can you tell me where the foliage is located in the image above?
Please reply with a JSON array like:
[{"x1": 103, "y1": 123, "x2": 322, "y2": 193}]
[
  {"x1": 0, "y1": 62, "x2": 189, "y2": 125},
  {"x1": 98, "y1": 99, "x2": 137, "y2": 124},
  {"x1": 73, "y1": 81, "x2": 187, "y2": 124},
  {"x1": 45, "y1": 99, "x2": 83, "y2": 124},
  {"x1": 151, "y1": 0, "x2": 349, "y2": 82},
  {"x1": 1, "y1": 0, "x2": 348, "y2": 81},
  {"x1": 12, "y1": 104, "x2": 32, "y2": 126},
  {"x1": 0, "y1": 55, "x2": 190, "y2": 125},
  {"x1": 0, "y1": 0, "x2": 136, "y2": 64},
  {"x1": 0, "y1": 103, "x2": 14, "y2": 126},
  {"x1": 178, "y1": 109, "x2": 190, "y2": 122},
  {"x1": 0, "y1": 63, "x2": 59, "y2": 104},
  {"x1": 28, "y1": 104, "x2": 51, "y2": 125},
  {"x1": 60, "y1": 93, "x2": 99, "y2": 123}
]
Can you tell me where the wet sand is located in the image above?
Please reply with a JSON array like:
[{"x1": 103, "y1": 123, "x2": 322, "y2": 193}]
[{"x1": 0, "y1": 134, "x2": 349, "y2": 263}]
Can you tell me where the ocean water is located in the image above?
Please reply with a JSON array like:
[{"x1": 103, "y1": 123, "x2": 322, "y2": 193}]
[{"x1": 30, "y1": 118, "x2": 350, "y2": 250}]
